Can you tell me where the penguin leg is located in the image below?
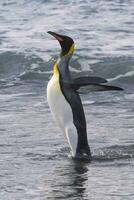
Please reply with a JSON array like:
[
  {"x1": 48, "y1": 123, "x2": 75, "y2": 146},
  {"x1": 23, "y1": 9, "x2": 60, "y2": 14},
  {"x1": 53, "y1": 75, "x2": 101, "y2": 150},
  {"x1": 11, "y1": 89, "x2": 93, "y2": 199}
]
[{"x1": 65, "y1": 124, "x2": 78, "y2": 157}]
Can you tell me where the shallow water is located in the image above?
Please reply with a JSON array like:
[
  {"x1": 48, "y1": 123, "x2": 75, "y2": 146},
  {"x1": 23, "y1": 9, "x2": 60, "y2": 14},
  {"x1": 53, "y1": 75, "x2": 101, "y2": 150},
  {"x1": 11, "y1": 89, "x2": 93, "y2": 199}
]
[{"x1": 0, "y1": 0, "x2": 134, "y2": 199}]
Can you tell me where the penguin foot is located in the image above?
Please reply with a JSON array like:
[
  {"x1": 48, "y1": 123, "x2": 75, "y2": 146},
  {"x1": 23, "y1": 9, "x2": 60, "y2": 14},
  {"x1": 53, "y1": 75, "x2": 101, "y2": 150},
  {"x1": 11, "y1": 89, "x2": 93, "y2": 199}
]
[
  {"x1": 68, "y1": 152, "x2": 92, "y2": 162},
  {"x1": 74, "y1": 152, "x2": 92, "y2": 162}
]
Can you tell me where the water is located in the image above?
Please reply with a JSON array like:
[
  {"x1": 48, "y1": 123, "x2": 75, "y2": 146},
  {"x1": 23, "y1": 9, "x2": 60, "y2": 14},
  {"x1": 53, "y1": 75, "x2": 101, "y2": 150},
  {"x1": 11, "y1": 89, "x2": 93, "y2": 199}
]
[{"x1": 0, "y1": 0, "x2": 134, "y2": 199}]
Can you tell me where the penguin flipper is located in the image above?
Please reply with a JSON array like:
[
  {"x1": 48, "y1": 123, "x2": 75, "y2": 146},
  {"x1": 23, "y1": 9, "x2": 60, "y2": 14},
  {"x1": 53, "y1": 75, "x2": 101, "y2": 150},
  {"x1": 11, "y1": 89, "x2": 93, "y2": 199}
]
[
  {"x1": 61, "y1": 77, "x2": 123, "y2": 92},
  {"x1": 72, "y1": 76, "x2": 107, "y2": 89},
  {"x1": 60, "y1": 76, "x2": 107, "y2": 90},
  {"x1": 77, "y1": 84, "x2": 124, "y2": 94}
]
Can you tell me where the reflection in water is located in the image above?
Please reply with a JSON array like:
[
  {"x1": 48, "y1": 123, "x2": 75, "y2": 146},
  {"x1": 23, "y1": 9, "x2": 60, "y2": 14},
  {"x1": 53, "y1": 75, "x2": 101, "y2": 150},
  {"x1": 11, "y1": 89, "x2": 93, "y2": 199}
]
[
  {"x1": 51, "y1": 159, "x2": 89, "y2": 200},
  {"x1": 72, "y1": 161, "x2": 88, "y2": 199}
]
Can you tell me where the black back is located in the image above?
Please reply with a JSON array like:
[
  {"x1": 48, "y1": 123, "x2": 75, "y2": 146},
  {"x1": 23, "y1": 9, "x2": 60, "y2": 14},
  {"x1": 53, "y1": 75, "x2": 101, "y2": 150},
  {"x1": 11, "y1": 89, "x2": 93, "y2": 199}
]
[{"x1": 58, "y1": 55, "x2": 91, "y2": 158}]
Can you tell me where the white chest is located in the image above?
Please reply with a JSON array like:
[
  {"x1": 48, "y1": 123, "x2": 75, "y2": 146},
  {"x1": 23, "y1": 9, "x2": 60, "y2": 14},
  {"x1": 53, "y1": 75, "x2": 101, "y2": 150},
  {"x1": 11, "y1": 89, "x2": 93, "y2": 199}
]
[
  {"x1": 47, "y1": 75, "x2": 78, "y2": 156},
  {"x1": 47, "y1": 75, "x2": 72, "y2": 129}
]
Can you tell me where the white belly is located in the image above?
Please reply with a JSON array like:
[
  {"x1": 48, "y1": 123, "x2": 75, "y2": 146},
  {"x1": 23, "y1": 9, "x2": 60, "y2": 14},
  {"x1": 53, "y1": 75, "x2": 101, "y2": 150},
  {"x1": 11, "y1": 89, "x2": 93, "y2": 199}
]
[{"x1": 47, "y1": 75, "x2": 78, "y2": 156}]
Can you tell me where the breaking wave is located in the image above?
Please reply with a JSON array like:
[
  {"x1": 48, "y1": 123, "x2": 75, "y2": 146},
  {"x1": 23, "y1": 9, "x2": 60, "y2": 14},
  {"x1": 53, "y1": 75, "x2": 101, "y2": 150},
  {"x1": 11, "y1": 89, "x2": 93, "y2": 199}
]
[{"x1": 0, "y1": 51, "x2": 134, "y2": 85}]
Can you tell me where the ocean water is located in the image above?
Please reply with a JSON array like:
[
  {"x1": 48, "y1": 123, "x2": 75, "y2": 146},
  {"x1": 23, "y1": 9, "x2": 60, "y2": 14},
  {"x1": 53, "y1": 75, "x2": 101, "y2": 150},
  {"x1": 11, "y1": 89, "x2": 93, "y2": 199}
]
[{"x1": 0, "y1": 0, "x2": 134, "y2": 199}]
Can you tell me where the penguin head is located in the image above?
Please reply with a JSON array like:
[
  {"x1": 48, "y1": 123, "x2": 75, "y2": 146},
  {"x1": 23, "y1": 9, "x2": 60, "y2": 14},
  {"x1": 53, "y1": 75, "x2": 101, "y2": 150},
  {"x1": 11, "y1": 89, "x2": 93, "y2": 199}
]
[{"x1": 47, "y1": 31, "x2": 75, "y2": 57}]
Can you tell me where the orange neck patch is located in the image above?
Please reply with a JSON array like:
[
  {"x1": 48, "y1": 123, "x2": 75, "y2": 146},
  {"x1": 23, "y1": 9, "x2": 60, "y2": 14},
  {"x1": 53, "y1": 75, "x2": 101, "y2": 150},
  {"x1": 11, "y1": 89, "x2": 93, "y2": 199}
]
[{"x1": 54, "y1": 63, "x2": 59, "y2": 75}]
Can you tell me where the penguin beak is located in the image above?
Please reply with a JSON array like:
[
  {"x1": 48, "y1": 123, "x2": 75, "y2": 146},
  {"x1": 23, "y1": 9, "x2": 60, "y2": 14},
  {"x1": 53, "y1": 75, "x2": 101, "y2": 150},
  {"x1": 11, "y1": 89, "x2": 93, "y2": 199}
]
[{"x1": 47, "y1": 31, "x2": 63, "y2": 43}]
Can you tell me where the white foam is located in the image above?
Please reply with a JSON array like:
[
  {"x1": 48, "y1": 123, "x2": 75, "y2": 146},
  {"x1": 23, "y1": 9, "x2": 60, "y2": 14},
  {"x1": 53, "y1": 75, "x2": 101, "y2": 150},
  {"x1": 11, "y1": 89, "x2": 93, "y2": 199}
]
[{"x1": 108, "y1": 70, "x2": 134, "y2": 82}]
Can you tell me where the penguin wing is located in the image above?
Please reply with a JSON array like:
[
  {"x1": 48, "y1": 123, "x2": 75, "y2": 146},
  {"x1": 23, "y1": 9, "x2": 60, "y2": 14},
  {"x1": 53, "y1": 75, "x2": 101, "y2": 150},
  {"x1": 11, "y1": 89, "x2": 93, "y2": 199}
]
[
  {"x1": 61, "y1": 76, "x2": 107, "y2": 90},
  {"x1": 61, "y1": 76, "x2": 123, "y2": 92},
  {"x1": 77, "y1": 84, "x2": 123, "y2": 94},
  {"x1": 72, "y1": 76, "x2": 107, "y2": 88}
]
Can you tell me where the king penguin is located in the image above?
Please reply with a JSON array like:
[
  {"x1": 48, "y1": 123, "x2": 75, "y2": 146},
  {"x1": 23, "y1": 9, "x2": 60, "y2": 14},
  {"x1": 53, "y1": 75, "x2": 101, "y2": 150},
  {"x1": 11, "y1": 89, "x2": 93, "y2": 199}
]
[{"x1": 47, "y1": 31, "x2": 123, "y2": 160}]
